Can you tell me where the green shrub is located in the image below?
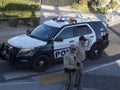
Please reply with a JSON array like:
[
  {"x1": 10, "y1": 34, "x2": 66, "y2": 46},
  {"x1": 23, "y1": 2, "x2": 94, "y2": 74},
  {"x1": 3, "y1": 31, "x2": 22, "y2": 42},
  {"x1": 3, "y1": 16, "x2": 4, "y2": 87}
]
[
  {"x1": 97, "y1": 7, "x2": 106, "y2": 14},
  {"x1": 106, "y1": 0, "x2": 118, "y2": 9},
  {"x1": 72, "y1": 3, "x2": 89, "y2": 12},
  {"x1": 72, "y1": 3, "x2": 81, "y2": 10},
  {"x1": 110, "y1": 0, "x2": 118, "y2": 8},
  {"x1": 8, "y1": 18, "x2": 18, "y2": 27},
  {"x1": 0, "y1": 0, "x2": 40, "y2": 18}
]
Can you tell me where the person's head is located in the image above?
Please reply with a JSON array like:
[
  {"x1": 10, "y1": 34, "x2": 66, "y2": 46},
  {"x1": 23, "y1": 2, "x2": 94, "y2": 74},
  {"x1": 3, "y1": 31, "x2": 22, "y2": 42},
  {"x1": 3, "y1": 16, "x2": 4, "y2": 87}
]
[
  {"x1": 69, "y1": 44, "x2": 76, "y2": 54},
  {"x1": 79, "y1": 36, "x2": 87, "y2": 45}
]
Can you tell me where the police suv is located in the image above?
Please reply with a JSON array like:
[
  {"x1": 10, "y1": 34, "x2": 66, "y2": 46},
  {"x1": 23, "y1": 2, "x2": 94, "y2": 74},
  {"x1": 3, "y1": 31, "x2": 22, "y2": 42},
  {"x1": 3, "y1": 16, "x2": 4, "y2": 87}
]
[{"x1": 0, "y1": 17, "x2": 109, "y2": 72}]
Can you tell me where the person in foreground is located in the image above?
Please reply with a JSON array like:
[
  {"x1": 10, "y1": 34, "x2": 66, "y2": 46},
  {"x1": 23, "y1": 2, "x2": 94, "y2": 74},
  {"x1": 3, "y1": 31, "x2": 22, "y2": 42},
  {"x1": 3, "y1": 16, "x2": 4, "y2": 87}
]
[{"x1": 63, "y1": 36, "x2": 87, "y2": 90}]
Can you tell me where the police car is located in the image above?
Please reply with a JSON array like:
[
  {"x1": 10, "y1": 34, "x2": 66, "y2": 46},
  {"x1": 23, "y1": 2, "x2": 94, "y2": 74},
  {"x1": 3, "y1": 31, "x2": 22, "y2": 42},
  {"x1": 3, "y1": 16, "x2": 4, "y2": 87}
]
[{"x1": 0, "y1": 16, "x2": 109, "y2": 72}]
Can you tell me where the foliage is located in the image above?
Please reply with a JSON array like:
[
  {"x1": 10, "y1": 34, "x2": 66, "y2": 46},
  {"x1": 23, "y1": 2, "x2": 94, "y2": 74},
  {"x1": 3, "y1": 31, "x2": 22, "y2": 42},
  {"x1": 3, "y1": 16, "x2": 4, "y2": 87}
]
[
  {"x1": 0, "y1": 0, "x2": 40, "y2": 19},
  {"x1": 72, "y1": 3, "x2": 81, "y2": 10},
  {"x1": 72, "y1": 0, "x2": 119, "y2": 14},
  {"x1": 72, "y1": 3, "x2": 89, "y2": 12},
  {"x1": 97, "y1": 7, "x2": 107, "y2": 13},
  {"x1": 109, "y1": 0, "x2": 118, "y2": 9}
]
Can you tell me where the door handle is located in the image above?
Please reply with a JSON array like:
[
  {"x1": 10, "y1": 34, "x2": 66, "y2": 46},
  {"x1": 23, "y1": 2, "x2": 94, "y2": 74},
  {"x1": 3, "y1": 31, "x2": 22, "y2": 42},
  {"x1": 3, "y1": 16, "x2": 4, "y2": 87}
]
[
  {"x1": 90, "y1": 36, "x2": 94, "y2": 38},
  {"x1": 69, "y1": 40, "x2": 74, "y2": 43}
]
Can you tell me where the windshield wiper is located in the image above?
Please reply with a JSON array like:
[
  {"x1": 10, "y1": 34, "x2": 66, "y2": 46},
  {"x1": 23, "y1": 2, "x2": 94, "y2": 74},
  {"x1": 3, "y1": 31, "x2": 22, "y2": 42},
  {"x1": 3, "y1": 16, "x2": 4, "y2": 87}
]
[
  {"x1": 28, "y1": 34, "x2": 40, "y2": 39},
  {"x1": 28, "y1": 34, "x2": 47, "y2": 41}
]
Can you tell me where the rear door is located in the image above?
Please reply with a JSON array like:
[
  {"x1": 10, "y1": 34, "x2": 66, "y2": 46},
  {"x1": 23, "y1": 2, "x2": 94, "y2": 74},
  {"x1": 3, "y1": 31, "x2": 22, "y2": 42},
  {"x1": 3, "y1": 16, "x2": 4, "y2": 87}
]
[{"x1": 73, "y1": 24, "x2": 96, "y2": 51}]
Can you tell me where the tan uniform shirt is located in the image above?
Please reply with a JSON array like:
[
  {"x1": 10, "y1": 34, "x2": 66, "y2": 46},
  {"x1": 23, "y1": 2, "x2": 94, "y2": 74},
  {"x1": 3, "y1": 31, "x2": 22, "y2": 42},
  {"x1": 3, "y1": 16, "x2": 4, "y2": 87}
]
[
  {"x1": 76, "y1": 42, "x2": 86, "y2": 62},
  {"x1": 63, "y1": 51, "x2": 77, "y2": 70}
]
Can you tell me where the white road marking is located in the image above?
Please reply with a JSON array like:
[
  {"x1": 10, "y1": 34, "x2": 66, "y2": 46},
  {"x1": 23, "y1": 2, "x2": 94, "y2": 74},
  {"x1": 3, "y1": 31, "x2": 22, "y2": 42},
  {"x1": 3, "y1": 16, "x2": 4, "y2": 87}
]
[
  {"x1": 3, "y1": 71, "x2": 38, "y2": 80},
  {"x1": 84, "y1": 59, "x2": 120, "y2": 73}
]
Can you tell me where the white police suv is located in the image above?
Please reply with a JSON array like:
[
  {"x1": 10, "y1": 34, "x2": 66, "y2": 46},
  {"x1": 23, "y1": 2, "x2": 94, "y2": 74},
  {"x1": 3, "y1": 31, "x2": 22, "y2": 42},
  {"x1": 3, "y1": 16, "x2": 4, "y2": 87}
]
[{"x1": 0, "y1": 16, "x2": 109, "y2": 72}]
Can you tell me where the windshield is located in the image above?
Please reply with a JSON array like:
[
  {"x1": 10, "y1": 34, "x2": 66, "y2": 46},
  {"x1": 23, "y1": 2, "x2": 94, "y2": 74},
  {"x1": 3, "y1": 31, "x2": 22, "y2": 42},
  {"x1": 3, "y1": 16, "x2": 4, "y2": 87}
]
[{"x1": 29, "y1": 24, "x2": 60, "y2": 41}]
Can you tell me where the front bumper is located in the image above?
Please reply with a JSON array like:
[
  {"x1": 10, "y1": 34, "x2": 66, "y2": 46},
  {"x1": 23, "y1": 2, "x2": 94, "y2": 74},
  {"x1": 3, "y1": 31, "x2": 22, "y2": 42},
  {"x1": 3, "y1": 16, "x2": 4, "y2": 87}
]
[{"x1": 0, "y1": 43, "x2": 33, "y2": 66}]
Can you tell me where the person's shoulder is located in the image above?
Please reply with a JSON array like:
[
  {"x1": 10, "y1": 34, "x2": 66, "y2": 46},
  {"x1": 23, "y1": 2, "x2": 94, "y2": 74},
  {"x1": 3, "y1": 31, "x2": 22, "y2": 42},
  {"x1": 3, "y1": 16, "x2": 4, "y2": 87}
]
[{"x1": 64, "y1": 52, "x2": 70, "y2": 60}]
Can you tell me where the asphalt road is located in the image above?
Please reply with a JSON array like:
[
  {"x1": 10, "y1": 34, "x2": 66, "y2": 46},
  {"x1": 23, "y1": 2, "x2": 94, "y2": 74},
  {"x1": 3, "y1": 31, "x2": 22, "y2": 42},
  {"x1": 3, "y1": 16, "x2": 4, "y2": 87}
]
[{"x1": 0, "y1": 24, "x2": 120, "y2": 90}]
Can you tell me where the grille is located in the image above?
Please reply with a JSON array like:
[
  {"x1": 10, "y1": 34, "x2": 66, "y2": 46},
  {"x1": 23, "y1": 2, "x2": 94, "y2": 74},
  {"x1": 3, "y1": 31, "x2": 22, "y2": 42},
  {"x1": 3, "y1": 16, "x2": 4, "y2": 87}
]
[{"x1": 4, "y1": 43, "x2": 19, "y2": 57}]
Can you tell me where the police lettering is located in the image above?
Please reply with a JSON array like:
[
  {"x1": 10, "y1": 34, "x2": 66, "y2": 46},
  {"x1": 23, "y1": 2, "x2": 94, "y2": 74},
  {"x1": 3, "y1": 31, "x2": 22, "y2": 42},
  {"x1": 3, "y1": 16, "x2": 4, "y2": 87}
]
[
  {"x1": 55, "y1": 52, "x2": 60, "y2": 58},
  {"x1": 61, "y1": 50, "x2": 66, "y2": 56},
  {"x1": 55, "y1": 49, "x2": 68, "y2": 58}
]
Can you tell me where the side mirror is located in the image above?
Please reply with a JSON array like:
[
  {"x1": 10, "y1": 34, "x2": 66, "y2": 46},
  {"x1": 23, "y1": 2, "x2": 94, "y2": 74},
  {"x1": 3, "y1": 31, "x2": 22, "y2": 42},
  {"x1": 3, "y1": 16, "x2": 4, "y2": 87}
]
[
  {"x1": 26, "y1": 29, "x2": 32, "y2": 34},
  {"x1": 54, "y1": 37, "x2": 63, "y2": 42}
]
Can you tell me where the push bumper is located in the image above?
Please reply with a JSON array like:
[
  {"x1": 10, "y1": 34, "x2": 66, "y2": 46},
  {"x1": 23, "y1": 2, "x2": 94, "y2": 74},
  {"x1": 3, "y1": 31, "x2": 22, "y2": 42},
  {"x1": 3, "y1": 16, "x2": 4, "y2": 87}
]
[{"x1": 0, "y1": 43, "x2": 33, "y2": 66}]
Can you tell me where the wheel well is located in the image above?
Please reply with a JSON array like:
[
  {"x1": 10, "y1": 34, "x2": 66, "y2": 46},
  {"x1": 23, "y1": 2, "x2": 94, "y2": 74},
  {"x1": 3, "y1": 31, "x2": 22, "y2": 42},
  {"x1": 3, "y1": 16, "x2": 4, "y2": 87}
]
[
  {"x1": 91, "y1": 40, "x2": 104, "y2": 50},
  {"x1": 31, "y1": 52, "x2": 52, "y2": 66},
  {"x1": 32, "y1": 53, "x2": 50, "y2": 72},
  {"x1": 88, "y1": 43, "x2": 103, "y2": 60}
]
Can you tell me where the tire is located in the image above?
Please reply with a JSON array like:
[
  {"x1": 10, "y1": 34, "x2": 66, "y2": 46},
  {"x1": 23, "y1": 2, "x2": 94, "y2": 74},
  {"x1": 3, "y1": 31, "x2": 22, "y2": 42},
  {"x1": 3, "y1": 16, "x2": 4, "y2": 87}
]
[
  {"x1": 32, "y1": 54, "x2": 49, "y2": 72},
  {"x1": 0, "y1": 43, "x2": 4, "y2": 59},
  {"x1": 8, "y1": 59, "x2": 15, "y2": 65},
  {"x1": 88, "y1": 45, "x2": 103, "y2": 60}
]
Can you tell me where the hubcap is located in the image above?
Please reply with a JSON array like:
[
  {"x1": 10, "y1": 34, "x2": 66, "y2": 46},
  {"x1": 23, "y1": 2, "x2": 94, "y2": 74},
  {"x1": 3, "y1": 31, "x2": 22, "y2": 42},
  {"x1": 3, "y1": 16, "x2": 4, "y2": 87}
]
[
  {"x1": 39, "y1": 60, "x2": 44, "y2": 66},
  {"x1": 95, "y1": 50, "x2": 98, "y2": 54},
  {"x1": 94, "y1": 50, "x2": 98, "y2": 57}
]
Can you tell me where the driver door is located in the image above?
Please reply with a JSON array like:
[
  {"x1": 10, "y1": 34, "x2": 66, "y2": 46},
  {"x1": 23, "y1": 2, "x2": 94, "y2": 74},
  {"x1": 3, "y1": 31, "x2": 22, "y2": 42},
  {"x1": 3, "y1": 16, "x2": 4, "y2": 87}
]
[{"x1": 53, "y1": 26, "x2": 76, "y2": 59}]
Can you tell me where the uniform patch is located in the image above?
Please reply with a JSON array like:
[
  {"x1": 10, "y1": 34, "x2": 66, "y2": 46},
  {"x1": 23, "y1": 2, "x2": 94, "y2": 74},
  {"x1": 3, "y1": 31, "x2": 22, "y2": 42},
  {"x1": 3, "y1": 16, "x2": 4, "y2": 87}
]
[{"x1": 65, "y1": 56, "x2": 70, "y2": 60}]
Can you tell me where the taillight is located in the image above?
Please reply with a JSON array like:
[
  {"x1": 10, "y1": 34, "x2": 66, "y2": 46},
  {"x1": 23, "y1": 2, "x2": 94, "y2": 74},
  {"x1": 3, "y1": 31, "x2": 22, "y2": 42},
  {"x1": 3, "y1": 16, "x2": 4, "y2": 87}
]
[
  {"x1": 106, "y1": 31, "x2": 109, "y2": 36},
  {"x1": 102, "y1": 31, "x2": 109, "y2": 40}
]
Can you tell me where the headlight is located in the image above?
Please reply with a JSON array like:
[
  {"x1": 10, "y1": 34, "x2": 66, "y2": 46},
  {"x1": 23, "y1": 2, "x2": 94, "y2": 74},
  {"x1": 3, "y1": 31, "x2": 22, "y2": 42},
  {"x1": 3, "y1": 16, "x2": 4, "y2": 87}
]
[
  {"x1": 20, "y1": 48, "x2": 34, "y2": 52},
  {"x1": 18, "y1": 48, "x2": 34, "y2": 54}
]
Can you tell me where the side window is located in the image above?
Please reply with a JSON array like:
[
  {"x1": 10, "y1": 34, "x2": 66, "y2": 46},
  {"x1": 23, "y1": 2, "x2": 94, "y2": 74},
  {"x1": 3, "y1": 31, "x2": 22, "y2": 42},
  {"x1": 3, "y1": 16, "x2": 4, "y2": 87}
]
[
  {"x1": 57, "y1": 27, "x2": 73, "y2": 39},
  {"x1": 74, "y1": 25, "x2": 92, "y2": 36}
]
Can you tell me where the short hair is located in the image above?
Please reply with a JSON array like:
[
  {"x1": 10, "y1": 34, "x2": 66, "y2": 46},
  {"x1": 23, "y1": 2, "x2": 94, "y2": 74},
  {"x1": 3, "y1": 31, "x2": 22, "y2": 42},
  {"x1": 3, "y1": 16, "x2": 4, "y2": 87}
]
[{"x1": 69, "y1": 44, "x2": 76, "y2": 49}]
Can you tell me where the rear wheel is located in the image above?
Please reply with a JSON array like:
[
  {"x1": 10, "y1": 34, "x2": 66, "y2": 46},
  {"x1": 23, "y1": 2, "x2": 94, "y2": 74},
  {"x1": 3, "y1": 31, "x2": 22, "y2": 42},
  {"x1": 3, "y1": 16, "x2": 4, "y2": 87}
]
[
  {"x1": 32, "y1": 54, "x2": 49, "y2": 72},
  {"x1": 88, "y1": 45, "x2": 103, "y2": 60}
]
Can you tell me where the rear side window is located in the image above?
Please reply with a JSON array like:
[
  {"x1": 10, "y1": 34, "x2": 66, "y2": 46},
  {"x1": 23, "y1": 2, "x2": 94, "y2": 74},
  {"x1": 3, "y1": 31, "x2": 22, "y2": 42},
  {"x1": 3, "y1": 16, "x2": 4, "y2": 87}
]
[
  {"x1": 90, "y1": 22, "x2": 107, "y2": 31},
  {"x1": 74, "y1": 25, "x2": 92, "y2": 37},
  {"x1": 88, "y1": 21, "x2": 108, "y2": 38}
]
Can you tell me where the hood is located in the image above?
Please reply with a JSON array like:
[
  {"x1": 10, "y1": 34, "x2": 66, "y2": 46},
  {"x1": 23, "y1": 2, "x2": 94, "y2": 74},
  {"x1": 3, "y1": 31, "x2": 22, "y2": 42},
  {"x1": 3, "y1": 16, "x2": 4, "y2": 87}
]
[{"x1": 8, "y1": 34, "x2": 47, "y2": 48}]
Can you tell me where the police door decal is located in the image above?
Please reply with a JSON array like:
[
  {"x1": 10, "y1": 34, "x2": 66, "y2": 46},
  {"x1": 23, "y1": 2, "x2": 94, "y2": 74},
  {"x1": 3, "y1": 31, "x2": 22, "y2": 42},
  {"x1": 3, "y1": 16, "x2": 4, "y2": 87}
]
[{"x1": 54, "y1": 48, "x2": 69, "y2": 58}]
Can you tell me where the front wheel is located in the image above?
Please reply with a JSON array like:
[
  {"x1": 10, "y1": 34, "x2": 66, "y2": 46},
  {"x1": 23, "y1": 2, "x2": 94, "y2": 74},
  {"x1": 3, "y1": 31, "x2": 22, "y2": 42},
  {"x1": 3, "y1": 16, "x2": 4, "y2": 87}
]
[
  {"x1": 32, "y1": 55, "x2": 49, "y2": 72},
  {"x1": 88, "y1": 45, "x2": 103, "y2": 60}
]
